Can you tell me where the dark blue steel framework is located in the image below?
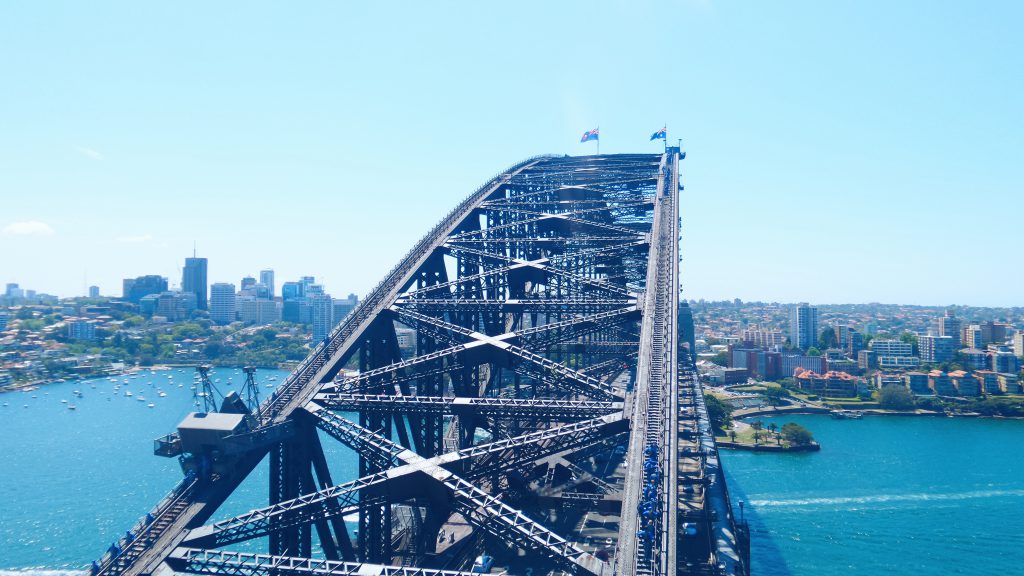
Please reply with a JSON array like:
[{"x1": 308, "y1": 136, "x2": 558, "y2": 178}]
[{"x1": 89, "y1": 152, "x2": 748, "y2": 576}]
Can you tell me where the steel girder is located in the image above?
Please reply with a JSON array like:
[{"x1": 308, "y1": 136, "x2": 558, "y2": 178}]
[
  {"x1": 95, "y1": 153, "x2": 712, "y2": 576},
  {"x1": 314, "y1": 394, "x2": 622, "y2": 421}
]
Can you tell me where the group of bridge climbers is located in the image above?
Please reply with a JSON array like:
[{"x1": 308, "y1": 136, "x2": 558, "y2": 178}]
[{"x1": 636, "y1": 443, "x2": 663, "y2": 546}]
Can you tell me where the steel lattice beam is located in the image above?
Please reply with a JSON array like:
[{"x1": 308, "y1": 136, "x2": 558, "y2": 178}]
[{"x1": 87, "y1": 152, "x2": 747, "y2": 576}]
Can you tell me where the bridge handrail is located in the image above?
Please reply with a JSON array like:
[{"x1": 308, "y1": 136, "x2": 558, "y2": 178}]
[
  {"x1": 258, "y1": 154, "x2": 555, "y2": 421},
  {"x1": 94, "y1": 476, "x2": 198, "y2": 573}
]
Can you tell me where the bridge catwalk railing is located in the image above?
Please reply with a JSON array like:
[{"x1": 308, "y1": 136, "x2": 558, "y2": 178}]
[{"x1": 93, "y1": 476, "x2": 197, "y2": 575}]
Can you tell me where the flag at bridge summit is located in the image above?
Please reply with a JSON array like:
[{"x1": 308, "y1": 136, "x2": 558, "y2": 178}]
[
  {"x1": 580, "y1": 128, "x2": 599, "y2": 143},
  {"x1": 650, "y1": 126, "x2": 667, "y2": 141}
]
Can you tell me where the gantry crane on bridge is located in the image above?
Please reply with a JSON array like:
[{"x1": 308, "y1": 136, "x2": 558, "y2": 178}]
[{"x1": 89, "y1": 152, "x2": 749, "y2": 576}]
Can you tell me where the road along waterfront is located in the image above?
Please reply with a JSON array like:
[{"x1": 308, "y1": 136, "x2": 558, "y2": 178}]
[{"x1": 720, "y1": 414, "x2": 1024, "y2": 575}]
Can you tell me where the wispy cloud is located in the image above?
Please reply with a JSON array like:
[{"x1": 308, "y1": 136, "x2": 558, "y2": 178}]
[
  {"x1": 116, "y1": 234, "x2": 153, "y2": 243},
  {"x1": 2, "y1": 220, "x2": 56, "y2": 236},
  {"x1": 75, "y1": 146, "x2": 103, "y2": 161}
]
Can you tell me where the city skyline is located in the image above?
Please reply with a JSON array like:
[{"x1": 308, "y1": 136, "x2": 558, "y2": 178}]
[{"x1": 2, "y1": 2, "x2": 1022, "y2": 305}]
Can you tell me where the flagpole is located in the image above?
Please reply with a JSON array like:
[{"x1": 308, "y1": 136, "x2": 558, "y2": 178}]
[{"x1": 597, "y1": 125, "x2": 600, "y2": 156}]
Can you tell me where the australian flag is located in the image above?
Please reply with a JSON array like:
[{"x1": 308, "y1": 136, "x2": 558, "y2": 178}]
[
  {"x1": 580, "y1": 128, "x2": 599, "y2": 143},
  {"x1": 650, "y1": 126, "x2": 667, "y2": 141}
]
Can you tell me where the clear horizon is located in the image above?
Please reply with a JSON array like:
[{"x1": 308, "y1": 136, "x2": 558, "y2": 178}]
[{"x1": 2, "y1": 2, "x2": 1021, "y2": 306}]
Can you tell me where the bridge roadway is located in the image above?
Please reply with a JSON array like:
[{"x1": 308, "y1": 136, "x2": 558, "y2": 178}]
[{"x1": 89, "y1": 152, "x2": 748, "y2": 576}]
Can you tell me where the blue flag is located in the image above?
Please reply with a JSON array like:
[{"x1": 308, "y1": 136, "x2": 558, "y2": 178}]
[
  {"x1": 580, "y1": 128, "x2": 599, "y2": 143},
  {"x1": 650, "y1": 127, "x2": 666, "y2": 141}
]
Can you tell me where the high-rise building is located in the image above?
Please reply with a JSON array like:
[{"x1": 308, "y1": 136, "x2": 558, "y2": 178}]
[
  {"x1": 182, "y1": 257, "x2": 208, "y2": 310},
  {"x1": 88, "y1": 285, "x2": 100, "y2": 298},
  {"x1": 789, "y1": 303, "x2": 818, "y2": 350},
  {"x1": 869, "y1": 339, "x2": 914, "y2": 357},
  {"x1": 66, "y1": 320, "x2": 96, "y2": 341},
  {"x1": 282, "y1": 281, "x2": 303, "y2": 301},
  {"x1": 992, "y1": 350, "x2": 1020, "y2": 374},
  {"x1": 156, "y1": 291, "x2": 197, "y2": 321},
  {"x1": 122, "y1": 275, "x2": 168, "y2": 303},
  {"x1": 5, "y1": 283, "x2": 23, "y2": 299},
  {"x1": 210, "y1": 283, "x2": 237, "y2": 325},
  {"x1": 0, "y1": 309, "x2": 8, "y2": 331},
  {"x1": 241, "y1": 276, "x2": 257, "y2": 291},
  {"x1": 238, "y1": 299, "x2": 281, "y2": 325},
  {"x1": 259, "y1": 270, "x2": 275, "y2": 298},
  {"x1": 300, "y1": 276, "x2": 316, "y2": 295},
  {"x1": 741, "y1": 325, "x2": 784, "y2": 350},
  {"x1": 939, "y1": 310, "x2": 962, "y2": 348},
  {"x1": 333, "y1": 293, "x2": 359, "y2": 323},
  {"x1": 310, "y1": 293, "x2": 334, "y2": 342},
  {"x1": 919, "y1": 335, "x2": 955, "y2": 363},
  {"x1": 963, "y1": 325, "x2": 984, "y2": 349},
  {"x1": 833, "y1": 325, "x2": 863, "y2": 356},
  {"x1": 1014, "y1": 332, "x2": 1024, "y2": 358}
]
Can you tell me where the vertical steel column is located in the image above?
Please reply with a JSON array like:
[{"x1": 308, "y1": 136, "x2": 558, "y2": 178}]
[{"x1": 357, "y1": 319, "x2": 399, "y2": 564}]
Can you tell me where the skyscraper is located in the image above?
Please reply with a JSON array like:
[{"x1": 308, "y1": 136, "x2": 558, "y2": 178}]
[
  {"x1": 789, "y1": 303, "x2": 819, "y2": 351},
  {"x1": 259, "y1": 270, "x2": 275, "y2": 299},
  {"x1": 122, "y1": 275, "x2": 168, "y2": 303},
  {"x1": 210, "y1": 283, "x2": 237, "y2": 325},
  {"x1": 939, "y1": 310, "x2": 961, "y2": 348},
  {"x1": 88, "y1": 285, "x2": 100, "y2": 298},
  {"x1": 310, "y1": 293, "x2": 334, "y2": 342},
  {"x1": 182, "y1": 256, "x2": 208, "y2": 310},
  {"x1": 282, "y1": 281, "x2": 302, "y2": 301},
  {"x1": 919, "y1": 335, "x2": 955, "y2": 363}
]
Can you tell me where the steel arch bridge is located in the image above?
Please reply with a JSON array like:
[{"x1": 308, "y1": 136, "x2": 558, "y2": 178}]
[{"x1": 90, "y1": 152, "x2": 748, "y2": 576}]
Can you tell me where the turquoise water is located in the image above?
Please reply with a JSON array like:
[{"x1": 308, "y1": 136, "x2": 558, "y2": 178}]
[
  {"x1": 0, "y1": 367, "x2": 357, "y2": 573},
  {"x1": 721, "y1": 414, "x2": 1024, "y2": 575},
  {"x1": 4, "y1": 378, "x2": 1023, "y2": 576}
]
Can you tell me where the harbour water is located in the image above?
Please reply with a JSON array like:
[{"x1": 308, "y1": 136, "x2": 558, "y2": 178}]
[
  {"x1": 721, "y1": 414, "x2": 1024, "y2": 575},
  {"x1": 3, "y1": 376, "x2": 1024, "y2": 575},
  {"x1": 0, "y1": 367, "x2": 356, "y2": 573}
]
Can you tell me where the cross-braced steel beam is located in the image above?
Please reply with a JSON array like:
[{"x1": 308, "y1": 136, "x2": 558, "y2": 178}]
[{"x1": 88, "y1": 151, "x2": 747, "y2": 576}]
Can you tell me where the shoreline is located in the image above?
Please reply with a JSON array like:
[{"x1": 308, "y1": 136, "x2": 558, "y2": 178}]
[
  {"x1": 0, "y1": 363, "x2": 288, "y2": 395},
  {"x1": 717, "y1": 440, "x2": 821, "y2": 453},
  {"x1": 734, "y1": 405, "x2": 1024, "y2": 422}
]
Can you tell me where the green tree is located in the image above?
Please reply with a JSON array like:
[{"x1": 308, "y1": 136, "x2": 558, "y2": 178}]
[
  {"x1": 878, "y1": 385, "x2": 915, "y2": 410},
  {"x1": 704, "y1": 394, "x2": 734, "y2": 432},
  {"x1": 818, "y1": 327, "x2": 838, "y2": 351},
  {"x1": 763, "y1": 387, "x2": 790, "y2": 407},
  {"x1": 710, "y1": 351, "x2": 730, "y2": 367},
  {"x1": 767, "y1": 422, "x2": 780, "y2": 445},
  {"x1": 806, "y1": 347, "x2": 822, "y2": 357},
  {"x1": 781, "y1": 422, "x2": 815, "y2": 446}
]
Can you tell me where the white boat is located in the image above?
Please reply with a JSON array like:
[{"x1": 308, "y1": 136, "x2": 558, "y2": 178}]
[
  {"x1": 147, "y1": 403, "x2": 155, "y2": 408},
  {"x1": 61, "y1": 399, "x2": 68, "y2": 404},
  {"x1": 125, "y1": 391, "x2": 133, "y2": 397},
  {"x1": 68, "y1": 404, "x2": 76, "y2": 410},
  {"x1": 138, "y1": 396, "x2": 146, "y2": 402},
  {"x1": 158, "y1": 392, "x2": 167, "y2": 397}
]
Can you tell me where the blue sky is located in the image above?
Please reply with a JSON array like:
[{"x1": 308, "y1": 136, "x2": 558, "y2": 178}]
[{"x1": 1, "y1": 1, "x2": 1021, "y2": 306}]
